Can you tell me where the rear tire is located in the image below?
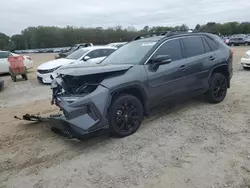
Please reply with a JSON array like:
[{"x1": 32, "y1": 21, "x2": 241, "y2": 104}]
[
  {"x1": 108, "y1": 94, "x2": 143, "y2": 137},
  {"x1": 206, "y1": 73, "x2": 228, "y2": 103}
]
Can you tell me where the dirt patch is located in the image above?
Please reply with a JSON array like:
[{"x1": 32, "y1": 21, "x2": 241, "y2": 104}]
[{"x1": 1, "y1": 47, "x2": 250, "y2": 188}]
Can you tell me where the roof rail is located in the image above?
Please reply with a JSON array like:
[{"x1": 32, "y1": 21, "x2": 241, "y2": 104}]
[{"x1": 133, "y1": 29, "x2": 196, "y2": 41}]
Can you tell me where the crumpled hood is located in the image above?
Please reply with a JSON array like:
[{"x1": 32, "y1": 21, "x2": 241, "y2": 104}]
[
  {"x1": 55, "y1": 64, "x2": 134, "y2": 76},
  {"x1": 37, "y1": 58, "x2": 76, "y2": 70}
]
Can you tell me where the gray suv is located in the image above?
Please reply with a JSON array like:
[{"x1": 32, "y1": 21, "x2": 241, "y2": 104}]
[
  {"x1": 26, "y1": 31, "x2": 234, "y2": 139},
  {"x1": 228, "y1": 36, "x2": 250, "y2": 46}
]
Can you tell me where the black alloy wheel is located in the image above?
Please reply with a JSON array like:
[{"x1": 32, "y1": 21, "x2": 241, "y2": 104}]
[
  {"x1": 109, "y1": 94, "x2": 143, "y2": 137},
  {"x1": 206, "y1": 73, "x2": 228, "y2": 103},
  {"x1": 213, "y1": 79, "x2": 227, "y2": 99}
]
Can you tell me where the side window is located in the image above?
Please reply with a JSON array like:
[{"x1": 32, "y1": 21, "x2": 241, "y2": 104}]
[
  {"x1": 202, "y1": 37, "x2": 211, "y2": 52},
  {"x1": 182, "y1": 36, "x2": 206, "y2": 58},
  {"x1": 87, "y1": 50, "x2": 102, "y2": 59},
  {"x1": 0, "y1": 52, "x2": 10, "y2": 59},
  {"x1": 153, "y1": 39, "x2": 183, "y2": 61},
  {"x1": 101, "y1": 49, "x2": 116, "y2": 57},
  {"x1": 204, "y1": 36, "x2": 219, "y2": 51}
]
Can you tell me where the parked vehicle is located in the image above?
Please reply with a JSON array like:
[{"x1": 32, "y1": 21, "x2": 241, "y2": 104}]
[
  {"x1": 228, "y1": 36, "x2": 250, "y2": 46},
  {"x1": 241, "y1": 50, "x2": 250, "y2": 69},
  {"x1": 107, "y1": 42, "x2": 127, "y2": 48},
  {"x1": 222, "y1": 37, "x2": 230, "y2": 45},
  {"x1": 37, "y1": 46, "x2": 117, "y2": 84},
  {"x1": 55, "y1": 43, "x2": 94, "y2": 59},
  {"x1": 0, "y1": 51, "x2": 33, "y2": 74},
  {"x1": 43, "y1": 31, "x2": 233, "y2": 139},
  {"x1": 0, "y1": 78, "x2": 4, "y2": 91}
]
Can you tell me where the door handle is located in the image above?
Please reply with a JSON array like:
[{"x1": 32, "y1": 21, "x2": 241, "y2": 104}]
[
  {"x1": 209, "y1": 56, "x2": 215, "y2": 61},
  {"x1": 180, "y1": 65, "x2": 188, "y2": 70}
]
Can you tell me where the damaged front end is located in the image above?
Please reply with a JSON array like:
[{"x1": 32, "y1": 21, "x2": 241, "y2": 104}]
[
  {"x1": 49, "y1": 73, "x2": 112, "y2": 139},
  {"x1": 16, "y1": 64, "x2": 133, "y2": 139}
]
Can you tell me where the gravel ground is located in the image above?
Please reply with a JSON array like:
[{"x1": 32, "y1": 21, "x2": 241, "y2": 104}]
[{"x1": 0, "y1": 48, "x2": 250, "y2": 188}]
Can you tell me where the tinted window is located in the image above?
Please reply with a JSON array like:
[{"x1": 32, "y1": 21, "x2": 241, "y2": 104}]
[
  {"x1": 87, "y1": 49, "x2": 103, "y2": 58},
  {"x1": 204, "y1": 36, "x2": 219, "y2": 51},
  {"x1": 0, "y1": 52, "x2": 10, "y2": 59},
  {"x1": 153, "y1": 39, "x2": 183, "y2": 61},
  {"x1": 101, "y1": 49, "x2": 116, "y2": 57},
  {"x1": 66, "y1": 49, "x2": 89, "y2": 60},
  {"x1": 182, "y1": 36, "x2": 206, "y2": 58},
  {"x1": 202, "y1": 37, "x2": 211, "y2": 52}
]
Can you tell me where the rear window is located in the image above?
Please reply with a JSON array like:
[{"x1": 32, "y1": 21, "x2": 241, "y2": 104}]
[
  {"x1": 66, "y1": 49, "x2": 89, "y2": 60},
  {"x1": 182, "y1": 36, "x2": 206, "y2": 58},
  {"x1": 204, "y1": 36, "x2": 219, "y2": 51},
  {"x1": 101, "y1": 49, "x2": 116, "y2": 56}
]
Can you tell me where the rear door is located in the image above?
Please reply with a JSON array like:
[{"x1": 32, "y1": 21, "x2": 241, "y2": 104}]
[
  {"x1": 181, "y1": 36, "x2": 213, "y2": 93},
  {"x1": 84, "y1": 49, "x2": 103, "y2": 64}
]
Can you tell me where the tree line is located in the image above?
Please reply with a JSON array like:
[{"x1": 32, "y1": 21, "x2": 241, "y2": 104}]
[{"x1": 1, "y1": 21, "x2": 250, "y2": 51}]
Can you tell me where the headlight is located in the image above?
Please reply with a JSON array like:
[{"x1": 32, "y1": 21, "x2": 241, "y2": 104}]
[{"x1": 243, "y1": 53, "x2": 250, "y2": 58}]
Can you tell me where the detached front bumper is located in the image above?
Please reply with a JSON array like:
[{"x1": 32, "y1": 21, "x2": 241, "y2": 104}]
[{"x1": 51, "y1": 85, "x2": 110, "y2": 138}]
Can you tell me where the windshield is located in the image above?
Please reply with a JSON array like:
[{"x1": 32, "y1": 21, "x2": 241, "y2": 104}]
[
  {"x1": 66, "y1": 49, "x2": 89, "y2": 60},
  {"x1": 101, "y1": 41, "x2": 156, "y2": 65}
]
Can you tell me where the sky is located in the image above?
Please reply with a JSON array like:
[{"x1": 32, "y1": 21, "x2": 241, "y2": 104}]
[{"x1": 1, "y1": 0, "x2": 250, "y2": 36}]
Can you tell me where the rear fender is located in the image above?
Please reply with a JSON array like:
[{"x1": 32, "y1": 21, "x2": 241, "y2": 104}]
[{"x1": 208, "y1": 64, "x2": 230, "y2": 88}]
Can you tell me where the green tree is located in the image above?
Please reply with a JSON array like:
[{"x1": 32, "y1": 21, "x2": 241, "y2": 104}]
[
  {"x1": 1, "y1": 21, "x2": 250, "y2": 51},
  {"x1": 0, "y1": 33, "x2": 10, "y2": 50}
]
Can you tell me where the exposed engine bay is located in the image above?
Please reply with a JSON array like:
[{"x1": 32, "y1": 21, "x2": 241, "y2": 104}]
[
  {"x1": 51, "y1": 69, "x2": 127, "y2": 105},
  {"x1": 61, "y1": 73, "x2": 106, "y2": 95}
]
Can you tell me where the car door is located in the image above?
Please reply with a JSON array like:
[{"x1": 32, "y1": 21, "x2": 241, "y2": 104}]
[
  {"x1": 181, "y1": 36, "x2": 213, "y2": 94},
  {"x1": 0, "y1": 52, "x2": 11, "y2": 74},
  {"x1": 145, "y1": 38, "x2": 190, "y2": 106},
  {"x1": 84, "y1": 49, "x2": 104, "y2": 64},
  {"x1": 181, "y1": 36, "x2": 212, "y2": 93}
]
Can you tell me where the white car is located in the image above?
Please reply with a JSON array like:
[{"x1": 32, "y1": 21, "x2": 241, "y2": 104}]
[
  {"x1": 0, "y1": 51, "x2": 33, "y2": 74},
  {"x1": 37, "y1": 46, "x2": 117, "y2": 84},
  {"x1": 107, "y1": 42, "x2": 127, "y2": 48},
  {"x1": 241, "y1": 50, "x2": 250, "y2": 69}
]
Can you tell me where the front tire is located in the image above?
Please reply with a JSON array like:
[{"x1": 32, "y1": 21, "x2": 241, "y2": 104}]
[
  {"x1": 206, "y1": 73, "x2": 228, "y2": 103},
  {"x1": 108, "y1": 94, "x2": 143, "y2": 137}
]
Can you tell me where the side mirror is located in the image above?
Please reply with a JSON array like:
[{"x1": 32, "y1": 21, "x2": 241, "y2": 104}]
[
  {"x1": 152, "y1": 55, "x2": 172, "y2": 65},
  {"x1": 150, "y1": 55, "x2": 171, "y2": 70},
  {"x1": 83, "y1": 56, "x2": 90, "y2": 61}
]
